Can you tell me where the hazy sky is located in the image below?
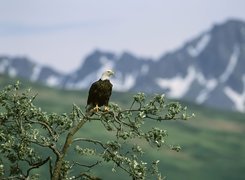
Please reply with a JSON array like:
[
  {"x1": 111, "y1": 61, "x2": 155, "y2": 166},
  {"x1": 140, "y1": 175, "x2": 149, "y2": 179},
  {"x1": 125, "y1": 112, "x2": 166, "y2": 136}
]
[{"x1": 1, "y1": 0, "x2": 245, "y2": 73}]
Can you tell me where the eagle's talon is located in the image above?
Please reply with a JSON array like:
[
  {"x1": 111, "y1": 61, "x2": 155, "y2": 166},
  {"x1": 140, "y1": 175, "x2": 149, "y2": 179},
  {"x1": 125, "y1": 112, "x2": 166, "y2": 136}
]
[
  {"x1": 104, "y1": 106, "x2": 109, "y2": 112},
  {"x1": 93, "y1": 104, "x2": 99, "y2": 112}
]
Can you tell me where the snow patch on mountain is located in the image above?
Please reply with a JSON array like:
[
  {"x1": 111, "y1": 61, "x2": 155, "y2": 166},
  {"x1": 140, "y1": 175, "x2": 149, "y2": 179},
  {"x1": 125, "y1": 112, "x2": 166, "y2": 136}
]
[
  {"x1": 187, "y1": 33, "x2": 211, "y2": 57},
  {"x1": 113, "y1": 73, "x2": 136, "y2": 92},
  {"x1": 79, "y1": 73, "x2": 98, "y2": 89},
  {"x1": 97, "y1": 56, "x2": 115, "y2": 79},
  {"x1": 46, "y1": 76, "x2": 60, "y2": 87},
  {"x1": 66, "y1": 56, "x2": 116, "y2": 89},
  {"x1": 224, "y1": 75, "x2": 245, "y2": 112},
  {"x1": 31, "y1": 65, "x2": 42, "y2": 82},
  {"x1": 220, "y1": 45, "x2": 240, "y2": 83},
  {"x1": 155, "y1": 66, "x2": 196, "y2": 98},
  {"x1": 196, "y1": 73, "x2": 218, "y2": 104},
  {"x1": 66, "y1": 72, "x2": 96, "y2": 89},
  {"x1": 8, "y1": 67, "x2": 17, "y2": 77}
]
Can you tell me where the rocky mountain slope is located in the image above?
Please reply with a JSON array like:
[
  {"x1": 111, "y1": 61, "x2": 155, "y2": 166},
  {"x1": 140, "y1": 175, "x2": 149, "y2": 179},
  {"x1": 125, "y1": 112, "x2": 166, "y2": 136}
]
[{"x1": 1, "y1": 19, "x2": 245, "y2": 112}]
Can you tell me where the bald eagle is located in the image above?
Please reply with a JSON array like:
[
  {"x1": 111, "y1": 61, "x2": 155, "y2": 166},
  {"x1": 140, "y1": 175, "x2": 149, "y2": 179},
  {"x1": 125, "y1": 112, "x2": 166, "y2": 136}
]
[{"x1": 86, "y1": 70, "x2": 114, "y2": 114}]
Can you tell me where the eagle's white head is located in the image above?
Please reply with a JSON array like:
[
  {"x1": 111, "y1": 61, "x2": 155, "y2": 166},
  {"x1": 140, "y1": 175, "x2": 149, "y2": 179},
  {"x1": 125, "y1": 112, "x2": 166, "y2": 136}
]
[{"x1": 101, "y1": 70, "x2": 115, "y2": 80}]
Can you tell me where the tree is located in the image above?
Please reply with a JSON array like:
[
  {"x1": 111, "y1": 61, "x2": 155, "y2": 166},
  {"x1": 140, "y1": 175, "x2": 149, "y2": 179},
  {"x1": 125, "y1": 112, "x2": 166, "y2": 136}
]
[{"x1": 0, "y1": 82, "x2": 194, "y2": 180}]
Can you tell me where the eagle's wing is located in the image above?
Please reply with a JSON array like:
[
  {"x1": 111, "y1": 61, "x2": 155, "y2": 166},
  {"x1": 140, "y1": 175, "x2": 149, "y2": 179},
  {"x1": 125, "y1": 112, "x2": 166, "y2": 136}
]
[
  {"x1": 87, "y1": 81, "x2": 100, "y2": 105},
  {"x1": 104, "y1": 82, "x2": 113, "y2": 106},
  {"x1": 85, "y1": 81, "x2": 99, "y2": 114}
]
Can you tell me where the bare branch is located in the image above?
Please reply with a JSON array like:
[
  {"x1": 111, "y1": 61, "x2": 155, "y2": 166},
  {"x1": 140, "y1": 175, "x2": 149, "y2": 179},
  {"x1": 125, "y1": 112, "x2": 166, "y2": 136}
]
[
  {"x1": 52, "y1": 116, "x2": 88, "y2": 180},
  {"x1": 28, "y1": 140, "x2": 61, "y2": 159},
  {"x1": 71, "y1": 161, "x2": 101, "y2": 169},
  {"x1": 25, "y1": 156, "x2": 50, "y2": 178},
  {"x1": 73, "y1": 138, "x2": 107, "y2": 149}
]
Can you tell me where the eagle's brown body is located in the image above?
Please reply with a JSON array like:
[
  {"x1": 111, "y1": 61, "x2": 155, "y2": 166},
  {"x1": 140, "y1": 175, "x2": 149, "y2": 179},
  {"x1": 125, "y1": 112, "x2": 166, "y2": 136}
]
[
  {"x1": 87, "y1": 79, "x2": 112, "y2": 108},
  {"x1": 86, "y1": 70, "x2": 114, "y2": 114}
]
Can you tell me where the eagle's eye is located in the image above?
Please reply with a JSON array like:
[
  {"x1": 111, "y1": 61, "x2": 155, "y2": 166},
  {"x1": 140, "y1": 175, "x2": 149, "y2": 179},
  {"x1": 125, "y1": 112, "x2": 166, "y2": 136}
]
[{"x1": 107, "y1": 70, "x2": 114, "y2": 75}]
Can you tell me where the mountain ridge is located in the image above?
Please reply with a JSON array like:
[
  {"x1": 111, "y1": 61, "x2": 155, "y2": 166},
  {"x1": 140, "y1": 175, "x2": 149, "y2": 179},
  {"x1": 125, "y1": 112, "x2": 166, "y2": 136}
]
[{"x1": 0, "y1": 19, "x2": 245, "y2": 112}]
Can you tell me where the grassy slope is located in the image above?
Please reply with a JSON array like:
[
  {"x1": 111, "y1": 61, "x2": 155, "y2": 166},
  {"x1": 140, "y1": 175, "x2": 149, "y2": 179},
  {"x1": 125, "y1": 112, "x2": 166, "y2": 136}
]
[{"x1": 1, "y1": 75, "x2": 245, "y2": 180}]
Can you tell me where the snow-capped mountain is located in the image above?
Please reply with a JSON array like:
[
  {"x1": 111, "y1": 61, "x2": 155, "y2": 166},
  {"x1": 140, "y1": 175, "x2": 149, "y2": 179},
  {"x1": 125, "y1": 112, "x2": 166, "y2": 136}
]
[
  {"x1": 0, "y1": 56, "x2": 63, "y2": 87},
  {"x1": 62, "y1": 50, "x2": 154, "y2": 92},
  {"x1": 150, "y1": 19, "x2": 245, "y2": 112},
  {"x1": 0, "y1": 19, "x2": 245, "y2": 112}
]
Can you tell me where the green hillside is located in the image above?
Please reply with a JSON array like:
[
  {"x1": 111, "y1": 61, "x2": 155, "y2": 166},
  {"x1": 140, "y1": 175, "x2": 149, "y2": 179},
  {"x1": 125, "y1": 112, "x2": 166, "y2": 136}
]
[{"x1": 1, "y1": 75, "x2": 245, "y2": 180}]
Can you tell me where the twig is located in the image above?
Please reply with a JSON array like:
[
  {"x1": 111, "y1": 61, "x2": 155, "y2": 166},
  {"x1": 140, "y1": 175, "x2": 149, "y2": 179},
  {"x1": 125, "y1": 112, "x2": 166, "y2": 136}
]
[
  {"x1": 49, "y1": 158, "x2": 53, "y2": 179},
  {"x1": 28, "y1": 120, "x2": 57, "y2": 141},
  {"x1": 74, "y1": 173, "x2": 102, "y2": 180},
  {"x1": 73, "y1": 137, "x2": 132, "y2": 176},
  {"x1": 129, "y1": 100, "x2": 136, "y2": 110}
]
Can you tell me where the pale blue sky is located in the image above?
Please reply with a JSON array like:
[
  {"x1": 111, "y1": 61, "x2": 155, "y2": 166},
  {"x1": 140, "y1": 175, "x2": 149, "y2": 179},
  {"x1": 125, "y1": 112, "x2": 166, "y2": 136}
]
[{"x1": 1, "y1": 0, "x2": 245, "y2": 73}]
